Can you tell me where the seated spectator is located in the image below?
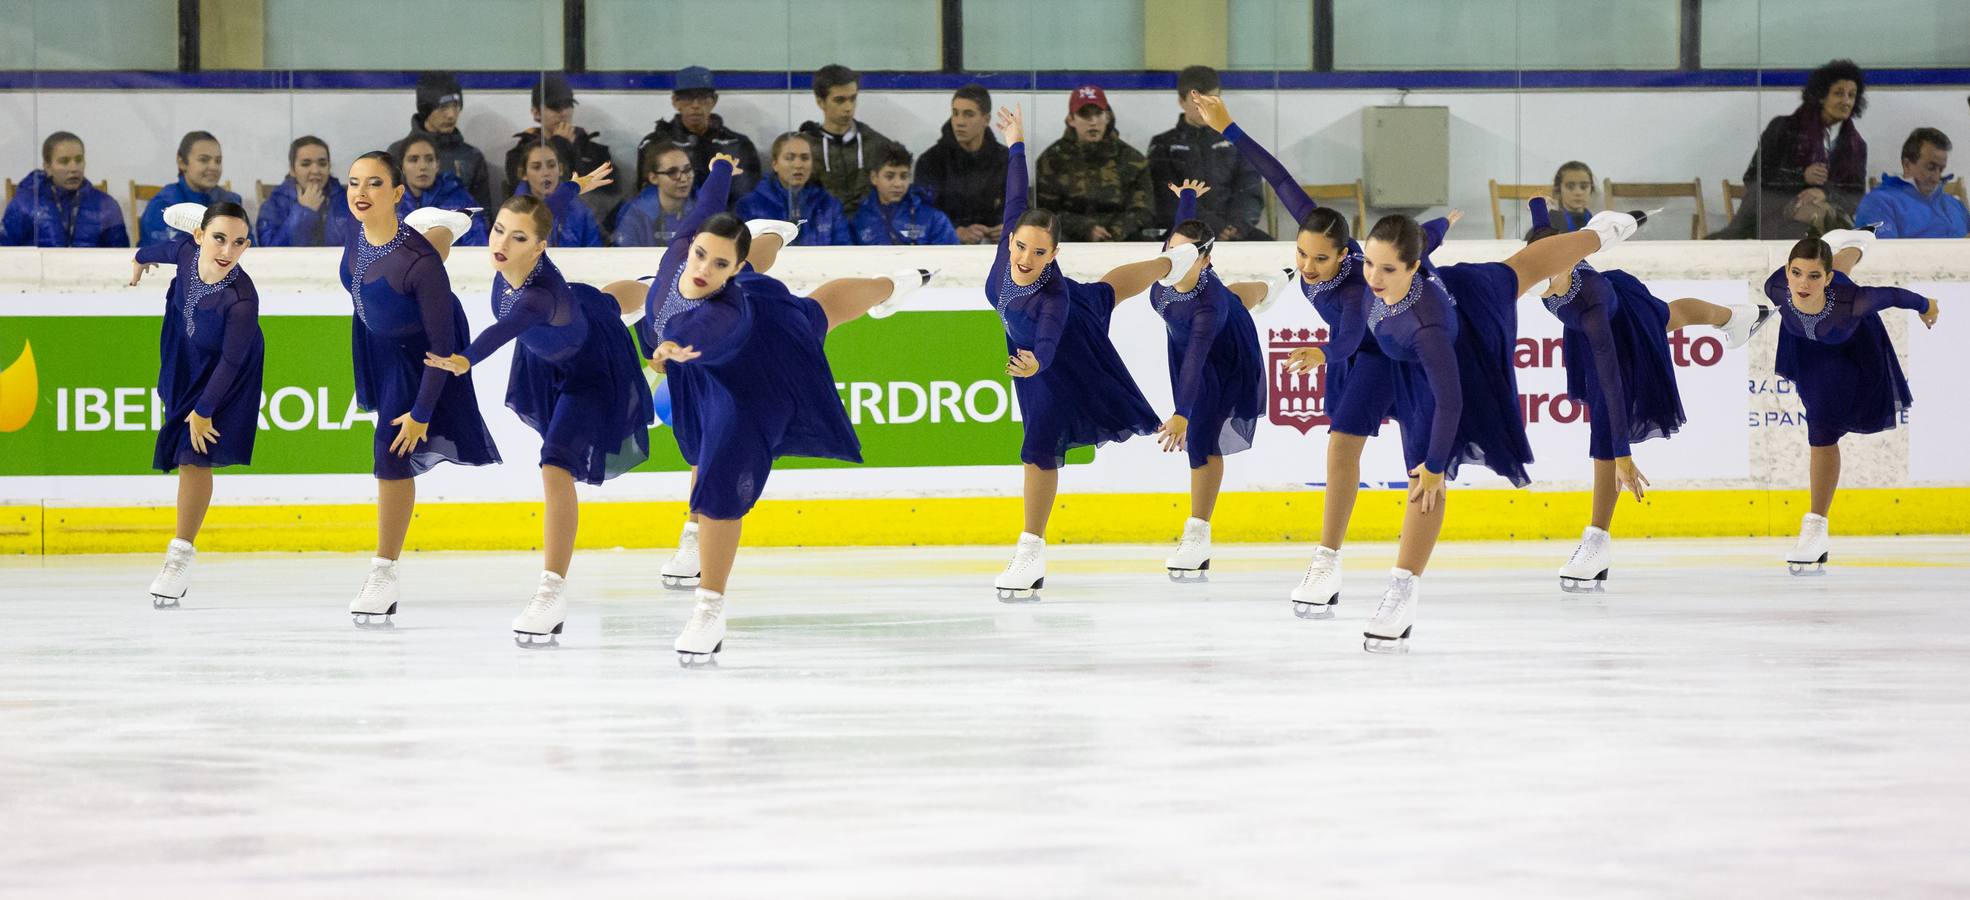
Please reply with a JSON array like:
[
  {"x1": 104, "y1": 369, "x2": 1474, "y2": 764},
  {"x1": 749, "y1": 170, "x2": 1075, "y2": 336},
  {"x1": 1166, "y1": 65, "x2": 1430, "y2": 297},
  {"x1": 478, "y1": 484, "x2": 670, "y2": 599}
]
[
  {"x1": 851, "y1": 144, "x2": 957, "y2": 246},
  {"x1": 256, "y1": 135, "x2": 355, "y2": 248},
  {"x1": 735, "y1": 132, "x2": 849, "y2": 246},
  {"x1": 411, "y1": 71, "x2": 493, "y2": 208},
  {"x1": 1713, "y1": 59, "x2": 1868, "y2": 240},
  {"x1": 1855, "y1": 127, "x2": 1967, "y2": 238},
  {"x1": 1547, "y1": 161, "x2": 1596, "y2": 233},
  {"x1": 798, "y1": 64, "x2": 898, "y2": 211},
  {"x1": 390, "y1": 133, "x2": 486, "y2": 245},
  {"x1": 916, "y1": 83, "x2": 1008, "y2": 245},
  {"x1": 1148, "y1": 65, "x2": 1266, "y2": 240},
  {"x1": 509, "y1": 142, "x2": 603, "y2": 248},
  {"x1": 138, "y1": 131, "x2": 242, "y2": 248},
  {"x1": 1036, "y1": 84, "x2": 1152, "y2": 242},
  {"x1": 614, "y1": 142, "x2": 696, "y2": 247},
  {"x1": 2, "y1": 131, "x2": 127, "y2": 247},
  {"x1": 504, "y1": 74, "x2": 618, "y2": 228},
  {"x1": 636, "y1": 66, "x2": 762, "y2": 210}
]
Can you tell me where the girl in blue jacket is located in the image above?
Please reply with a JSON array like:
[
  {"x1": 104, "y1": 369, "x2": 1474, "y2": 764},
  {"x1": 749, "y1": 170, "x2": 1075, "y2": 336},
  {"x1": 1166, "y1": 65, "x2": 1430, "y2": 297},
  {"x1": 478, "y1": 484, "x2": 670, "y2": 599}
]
[
  {"x1": 138, "y1": 131, "x2": 241, "y2": 248},
  {"x1": 510, "y1": 143, "x2": 604, "y2": 248},
  {"x1": 2, "y1": 132, "x2": 128, "y2": 247},
  {"x1": 255, "y1": 136, "x2": 356, "y2": 248},
  {"x1": 736, "y1": 133, "x2": 850, "y2": 246}
]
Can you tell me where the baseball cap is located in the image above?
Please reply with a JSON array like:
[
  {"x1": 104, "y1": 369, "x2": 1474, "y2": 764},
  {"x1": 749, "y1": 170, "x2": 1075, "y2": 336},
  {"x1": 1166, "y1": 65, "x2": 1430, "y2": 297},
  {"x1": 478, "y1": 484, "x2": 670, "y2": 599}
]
[
  {"x1": 1069, "y1": 84, "x2": 1110, "y2": 113},
  {"x1": 674, "y1": 66, "x2": 716, "y2": 93},
  {"x1": 531, "y1": 74, "x2": 577, "y2": 110}
]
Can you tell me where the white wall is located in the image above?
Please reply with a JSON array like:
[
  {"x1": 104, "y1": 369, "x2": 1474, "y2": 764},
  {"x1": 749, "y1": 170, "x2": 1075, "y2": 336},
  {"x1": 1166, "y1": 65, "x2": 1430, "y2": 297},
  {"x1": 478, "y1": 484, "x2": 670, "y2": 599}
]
[{"x1": 4, "y1": 85, "x2": 1966, "y2": 238}]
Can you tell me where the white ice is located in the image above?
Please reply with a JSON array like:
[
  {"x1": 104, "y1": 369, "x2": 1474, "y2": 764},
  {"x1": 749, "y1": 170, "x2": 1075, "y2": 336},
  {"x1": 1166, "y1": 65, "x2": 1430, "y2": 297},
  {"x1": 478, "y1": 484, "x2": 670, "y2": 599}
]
[{"x1": 3, "y1": 537, "x2": 1968, "y2": 899}]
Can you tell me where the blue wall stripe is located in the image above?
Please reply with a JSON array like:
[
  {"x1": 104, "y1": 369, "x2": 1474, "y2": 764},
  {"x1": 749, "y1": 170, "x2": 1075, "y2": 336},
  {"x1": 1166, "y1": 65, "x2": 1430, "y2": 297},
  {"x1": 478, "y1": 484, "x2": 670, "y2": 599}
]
[{"x1": 4, "y1": 68, "x2": 1968, "y2": 93}]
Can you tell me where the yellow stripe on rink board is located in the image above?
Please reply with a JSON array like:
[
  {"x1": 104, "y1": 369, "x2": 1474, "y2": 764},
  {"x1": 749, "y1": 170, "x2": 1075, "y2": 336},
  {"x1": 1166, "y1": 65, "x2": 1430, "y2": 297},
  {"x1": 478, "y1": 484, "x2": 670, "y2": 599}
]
[{"x1": 17, "y1": 487, "x2": 1969, "y2": 555}]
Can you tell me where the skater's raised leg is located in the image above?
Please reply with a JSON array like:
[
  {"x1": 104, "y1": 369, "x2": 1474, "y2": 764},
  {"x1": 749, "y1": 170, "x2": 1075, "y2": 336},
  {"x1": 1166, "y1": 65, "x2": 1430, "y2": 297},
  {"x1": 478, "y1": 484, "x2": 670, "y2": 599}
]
[
  {"x1": 1668, "y1": 296, "x2": 1771, "y2": 349},
  {"x1": 809, "y1": 268, "x2": 932, "y2": 329}
]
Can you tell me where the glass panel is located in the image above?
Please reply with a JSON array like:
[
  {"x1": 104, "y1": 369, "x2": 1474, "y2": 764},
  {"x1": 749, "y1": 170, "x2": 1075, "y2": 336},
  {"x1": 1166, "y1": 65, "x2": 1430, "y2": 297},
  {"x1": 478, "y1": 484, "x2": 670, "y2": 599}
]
[
  {"x1": 264, "y1": 0, "x2": 563, "y2": 69},
  {"x1": 1703, "y1": 0, "x2": 1970, "y2": 67},
  {"x1": 963, "y1": 0, "x2": 1145, "y2": 71},
  {"x1": 1335, "y1": 0, "x2": 1678, "y2": 70},
  {"x1": 590, "y1": 0, "x2": 935, "y2": 71},
  {"x1": 0, "y1": 0, "x2": 177, "y2": 70},
  {"x1": 1228, "y1": 0, "x2": 1313, "y2": 71}
]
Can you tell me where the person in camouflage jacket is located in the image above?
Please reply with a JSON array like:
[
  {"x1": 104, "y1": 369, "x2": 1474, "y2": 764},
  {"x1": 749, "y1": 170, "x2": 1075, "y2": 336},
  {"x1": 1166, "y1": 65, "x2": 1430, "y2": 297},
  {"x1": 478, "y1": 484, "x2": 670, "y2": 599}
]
[{"x1": 1035, "y1": 84, "x2": 1153, "y2": 242}]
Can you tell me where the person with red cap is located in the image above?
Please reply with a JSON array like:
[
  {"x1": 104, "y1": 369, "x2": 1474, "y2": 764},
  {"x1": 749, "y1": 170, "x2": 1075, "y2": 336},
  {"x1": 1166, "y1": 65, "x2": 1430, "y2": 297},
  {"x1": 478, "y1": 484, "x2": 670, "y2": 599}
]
[{"x1": 1036, "y1": 84, "x2": 1152, "y2": 242}]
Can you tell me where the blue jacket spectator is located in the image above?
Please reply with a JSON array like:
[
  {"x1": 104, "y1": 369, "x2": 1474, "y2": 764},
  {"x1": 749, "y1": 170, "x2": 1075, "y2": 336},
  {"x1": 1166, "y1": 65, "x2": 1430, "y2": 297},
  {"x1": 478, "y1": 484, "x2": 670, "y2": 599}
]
[
  {"x1": 393, "y1": 133, "x2": 486, "y2": 245},
  {"x1": 1853, "y1": 128, "x2": 1967, "y2": 238},
  {"x1": 851, "y1": 188, "x2": 957, "y2": 247},
  {"x1": 512, "y1": 180, "x2": 603, "y2": 249},
  {"x1": 138, "y1": 132, "x2": 239, "y2": 248},
  {"x1": 614, "y1": 185, "x2": 693, "y2": 247},
  {"x1": 614, "y1": 141, "x2": 697, "y2": 247},
  {"x1": 257, "y1": 177, "x2": 356, "y2": 247},
  {"x1": 3, "y1": 171, "x2": 128, "y2": 248},
  {"x1": 736, "y1": 176, "x2": 850, "y2": 246}
]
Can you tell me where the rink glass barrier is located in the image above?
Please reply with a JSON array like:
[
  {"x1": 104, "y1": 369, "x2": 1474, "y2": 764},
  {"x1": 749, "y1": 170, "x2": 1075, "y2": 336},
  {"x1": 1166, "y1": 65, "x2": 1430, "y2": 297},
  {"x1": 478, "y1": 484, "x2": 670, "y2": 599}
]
[{"x1": 1, "y1": 241, "x2": 1966, "y2": 553}]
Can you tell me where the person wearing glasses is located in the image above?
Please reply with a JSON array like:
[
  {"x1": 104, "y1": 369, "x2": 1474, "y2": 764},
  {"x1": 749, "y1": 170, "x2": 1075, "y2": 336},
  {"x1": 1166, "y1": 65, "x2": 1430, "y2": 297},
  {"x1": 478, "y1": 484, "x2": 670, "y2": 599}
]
[
  {"x1": 635, "y1": 66, "x2": 762, "y2": 210},
  {"x1": 615, "y1": 142, "x2": 699, "y2": 247}
]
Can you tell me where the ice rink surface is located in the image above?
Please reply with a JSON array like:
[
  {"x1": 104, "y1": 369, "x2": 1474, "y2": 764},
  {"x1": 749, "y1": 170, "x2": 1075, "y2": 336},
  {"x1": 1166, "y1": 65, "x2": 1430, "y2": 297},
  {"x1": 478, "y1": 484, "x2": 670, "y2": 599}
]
[{"x1": 3, "y1": 536, "x2": 1968, "y2": 899}]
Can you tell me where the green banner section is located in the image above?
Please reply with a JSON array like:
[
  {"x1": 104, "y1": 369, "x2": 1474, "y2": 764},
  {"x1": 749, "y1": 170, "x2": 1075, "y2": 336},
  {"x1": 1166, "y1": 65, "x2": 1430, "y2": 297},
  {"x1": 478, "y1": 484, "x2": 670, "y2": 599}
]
[{"x1": 0, "y1": 311, "x2": 1087, "y2": 476}]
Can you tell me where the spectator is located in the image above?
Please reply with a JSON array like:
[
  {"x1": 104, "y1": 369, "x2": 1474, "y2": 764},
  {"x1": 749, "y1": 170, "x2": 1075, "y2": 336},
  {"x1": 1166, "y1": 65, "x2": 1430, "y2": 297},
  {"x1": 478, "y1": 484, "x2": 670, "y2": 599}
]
[
  {"x1": 851, "y1": 144, "x2": 958, "y2": 246},
  {"x1": 509, "y1": 142, "x2": 604, "y2": 248},
  {"x1": 2, "y1": 131, "x2": 127, "y2": 247},
  {"x1": 1036, "y1": 84, "x2": 1153, "y2": 242},
  {"x1": 390, "y1": 133, "x2": 486, "y2": 245},
  {"x1": 916, "y1": 83, "x2": 1008, "y2": 245},
  {"x1": 735, "y1": 132, "x2": 849, "y2": 246},
  {"x1": 1148, "y1": 66, "x2": 1266, "y2": 240},
  {"x1": 1855, "y1": 128, "x2": 1967, "y2": 239},
  {"x1": 798, "y1": 64, "x2": 898, "y2": 211},
  {"x1": 504, "y1": 74, "x2": 618, "y2": 226},
  {"x1": 1713, "y1": 59, "x2": 1868, "y2": 240},
  {"x1": 1547, "y1": 161, "x2": 1595, "y2": 233},
  {"x1": 256, "y1": 136, "x2": 355, "y2": 248},
  {"x1": 635, "y1": 66, "x2": 762, "y2": 210},
  {"x1": 411, "y1": 71, "x2": 494, "y2": 208},
  {"x1": 137, "y1": 131, "x2": 242, "y2": 248},
  {"x1": 614, "y1": 142, "x2": 696, "y2": 247}
]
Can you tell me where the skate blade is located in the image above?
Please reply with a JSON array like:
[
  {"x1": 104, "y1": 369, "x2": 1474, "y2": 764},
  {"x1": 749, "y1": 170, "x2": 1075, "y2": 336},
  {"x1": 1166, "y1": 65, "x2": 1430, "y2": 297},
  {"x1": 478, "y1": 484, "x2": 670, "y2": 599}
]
[
  {"x1": 1292, "y1": 597, "x2": 1337, "y2": 620},
  {"x1": 996, "y1": 589, "x2": 1043, "y2": 604},
  {"x1": 660, "y1": 574, "x2": 702, "y2": 591},
  {"x1": 351, "y1": 603, "x2": 398, "y2": 630},
  {"x1": 1166, "y1": 567, "x2": 1210, "y2": 583},
  {"x1": 1787, "y1": 563, "x2": 1828, "y2": 577},
  {"x1": 676, "y1": 640, "x2": 723, "y2": 668},
  {"x1": 1558, "y1": 579, "x2": 1606, "y2": 594},
  {"x1": 1362, "y1": 626, "x2": 1412, "y2": 654},
  {"x1": 514, "y1": 623, "x2": 564, "y2": 650},
  {"x1": 150, "y1": 594, "x2": 182, "y2": 610}
]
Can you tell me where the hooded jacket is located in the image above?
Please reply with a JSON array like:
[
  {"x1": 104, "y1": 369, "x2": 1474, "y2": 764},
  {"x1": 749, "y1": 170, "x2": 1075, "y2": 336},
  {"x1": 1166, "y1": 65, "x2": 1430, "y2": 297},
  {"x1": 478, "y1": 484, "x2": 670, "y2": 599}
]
[
  {"x1": 1853, "y1": 174, "x2": 1969, "y2": 239},
  {"x1": 137, "y1": 176, "x2": 243, "y2": 248},
  {"x1": 914, "y1": 120, "x2": 1008, "y2": 230},
  {"x1": 1, "y1": 170, "x2": 128, "y2": 247},
  {"x1": 637, "y1": 113, "x2": 763, "y2": 209},
  {"x1": 1147, "y1": 116, "x2": 1265, "y2": 236},
  {"x1": 255, "y1": 176, "x2": 357, "y2": 248},
  {"x1": 849, "y1": 186, "x2": 959, "y2": 246},
  {"x1": 613, "y1": 184, "x2": 695, "y2": 247},
  {"x1": 410, "y1": 113, "x2": 494, "y2": 209},
  {"x1": 797, "y1": 118, "x2": 898, "y2": 211},
  {"x1": 1035, "y1": 127, "x2": 1153, "y2": 242},
  {"x1": 733, "y1": 176, "x2": 850, "y2": 246}
]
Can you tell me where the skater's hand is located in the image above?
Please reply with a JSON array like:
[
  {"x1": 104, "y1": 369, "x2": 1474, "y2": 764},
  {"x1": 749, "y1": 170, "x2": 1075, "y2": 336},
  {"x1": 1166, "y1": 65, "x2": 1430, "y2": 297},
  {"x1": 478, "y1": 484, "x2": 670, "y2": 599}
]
[
  {"x1": 1285, "y1": 346, "x2": 1326, "y2": 374},
  {"x1": 1156, "y1": 414, "x2": 1188, "y2": 452},
  {"x1": 1006, "y1": 349, "x2": 1040, "y2": 378},
  {"x1": 1169, "y1": 179, "x2": 1211, "y2": 198},
  {"x1": 1408, "y1": 464, "x2": 1446, "y2": 514},
  {"x1": 388, "y1": 412, "x2": 429, "y2": 457},
  {"x1": 1614, "y1": 456, "x2": 1649, "y2": 502},
  {"x1": 710, "y1": 152, "x2": 743, "y2": 175},
  {"x1": 424, "y1": 352, "x2": 470, "y2": 375},
  {"x1": 1444, "y1": 209, "x2": 1464, "y2": 229},
  {"x1": 185, "y1": 411, "x2": 220, "y2": 454},
  {"x1": 1191, "y1": 92, "x2": 1232, "y2": 133},
  {"x1": 129, "y1": 260, "x2": 157, "y2": 286},
  {"x1": 997, "y1": 106, "x2": 1024, "y2": 146},
  {"x1": 572, "y1": 162, "x2": 615, "y2": 195},
  {"x1": 1921, "y1": 297, "x2": 1940, "y2": 328},
  {"x1": 652, "y1": 341, "x2": 701, "y2": 364}
]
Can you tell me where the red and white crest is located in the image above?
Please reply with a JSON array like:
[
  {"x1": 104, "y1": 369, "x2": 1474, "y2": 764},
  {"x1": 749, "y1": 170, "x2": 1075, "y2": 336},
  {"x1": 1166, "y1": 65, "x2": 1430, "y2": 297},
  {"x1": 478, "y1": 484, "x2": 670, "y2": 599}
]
[{"x1": 1267, "y1": 327, "x2": 1330, "y2": 434}]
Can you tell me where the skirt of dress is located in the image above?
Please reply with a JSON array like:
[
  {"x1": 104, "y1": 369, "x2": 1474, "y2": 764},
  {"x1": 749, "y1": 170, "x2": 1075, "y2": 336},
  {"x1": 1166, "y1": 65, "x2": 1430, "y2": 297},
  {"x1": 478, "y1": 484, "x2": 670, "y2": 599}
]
[
  {"x1": 1014, "y1": 279, "x2": 1161, "y2": 470},
  {"x1": 1775, "y1": 313, "x2": 1912, "y2": 447},
  {"x1": 504, "y1": 284, "x2": 654, "y2": 485}
]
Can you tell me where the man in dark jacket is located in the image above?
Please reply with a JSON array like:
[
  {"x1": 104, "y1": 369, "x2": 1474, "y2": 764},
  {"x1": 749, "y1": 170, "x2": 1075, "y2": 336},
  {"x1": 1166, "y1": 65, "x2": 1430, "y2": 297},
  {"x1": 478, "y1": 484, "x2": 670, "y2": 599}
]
[
  {"x1": 504, "y1": 74, "x2": 619, "y2": 229},
  {"x1": 1147, "y1": 65, "x2": 1267, "y2": 240},
  {"x1": 635, "y1": 66, "x2": 763, "y2": 212},
  {"x1": 411, "y1": 72, "x2": 494, "y2": 209},
  {"x1": 915, "y1": 83, "x2": 1008, "y2": 245},
  {"x1": 798, "y1": 64, "x2": 898, "y2": 212}
]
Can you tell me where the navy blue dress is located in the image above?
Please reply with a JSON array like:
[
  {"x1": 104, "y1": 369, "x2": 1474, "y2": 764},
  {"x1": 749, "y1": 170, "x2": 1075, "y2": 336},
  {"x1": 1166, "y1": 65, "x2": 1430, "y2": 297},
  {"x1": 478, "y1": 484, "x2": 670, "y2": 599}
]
[
  {"x1": 1150, "y1": 188, "x2": 1264, "y2": 469},
  {"x1": 992, "y1": 141, "x2": 1160, "y2": 469},
  {"x1": 1541, "y1": 263, "x2": 1686, "y2": 460},
  {"x1": 463, "y1": 254, "x2": 652, "y2": 485},
  {"x1": 1375, "y1": 259, "x2": 1535, "y2": 487},
  {"x1": 342, "y1": 223, "x2": 501, "y2": 479},
  {"x1": 137, "y1": 235, "x2": 264, "y2": 472},
  {"x1": 1766, "y1": 269, "x2": 1925, "y2": 447},
  {"x1": 638, "y1": 159, "x2": 862, "y2": 519}
]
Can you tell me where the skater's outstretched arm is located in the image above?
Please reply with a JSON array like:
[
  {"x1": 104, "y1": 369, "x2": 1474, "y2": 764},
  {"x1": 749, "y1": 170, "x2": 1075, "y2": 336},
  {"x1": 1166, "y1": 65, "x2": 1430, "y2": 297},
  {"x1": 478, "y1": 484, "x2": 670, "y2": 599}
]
[
  {"x1": 194, "y1": 292, "x2": 261, "y2": 419},
  {"x1": 130, "y1": 234, "x2": 194, "y2": 285},
  {"x1": 1193, "y1": 94, "x2": 1319, "y2": 225},
  {"x1": 996, "y1": 106, "x2": 1029, "y2": 247},
  {"x1": 660, "y1": 300, "x2": 749, "y2": 368},
  {"x1": 1008, "y1": 293, "x2": 1067, "y2": 377},
  {"x1": 1855, "y1": 283, "x2": 1940, "y2": 328},
  {"x1": 678, "y1": 155, "x2": 737, "y2": 239},
  {"x1": 427, "y1": 288, "x2": 556, "y2": 374}
]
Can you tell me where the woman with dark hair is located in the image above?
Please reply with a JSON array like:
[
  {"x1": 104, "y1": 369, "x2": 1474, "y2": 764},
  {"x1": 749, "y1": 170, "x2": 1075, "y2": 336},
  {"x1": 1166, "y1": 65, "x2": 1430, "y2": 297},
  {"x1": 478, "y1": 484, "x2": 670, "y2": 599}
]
[
  {"x1": 390, "y1": 133, "x2": 486, "y2": 246},
  {"x1": 138, "y1": 131, "x2": 242, "y2": 248},
  {"x1": 257, "y1": 136, "x2": 355, "y2": 248},
  {"x1": 1142, "y1": 180, "x2": 1273, "y2": 580},
  {"x1": 614, "y1": 142, "x2": 696, "y2": 247},
  {"x1": 1765, "y1": 232, "x2": 1938, "y2": 575},
  {"x1": 509, "y1": 143, "x2": 606, "y2": 248},
  {"x1": 127, "y1": 202, "x2": 262, "y2": 609},
  {"x1": 423, "y1": 190, "x2": 652, "y2": 647},
  {"x1": 1717, "y1": 59, "x2": 1870, "y2": 240},
  {"x1": 2, "y1": 132, "x2": 127, "y2": 247},
  {"x1": 985, "y1": 106, "x2": 1187, "y2": 601},
  {"x1": 735, "y1": 133, "x2": 849, "y2": 246},
  {"x1": 1522, "y1": 198, "x2": 1770, "y2": 592},
  {"x1": 341, "y1": 149, "x2": 501, "y2": 628},
  {"x1": 1353, "y1": 200, "x2": 1646, "y2": 651},
  {"x1": 633, "y1": 154, "x2": 928, "y2": 665},
  {"x1": 1547, "y1": 161, "x2": 1596, "y2": 233}
]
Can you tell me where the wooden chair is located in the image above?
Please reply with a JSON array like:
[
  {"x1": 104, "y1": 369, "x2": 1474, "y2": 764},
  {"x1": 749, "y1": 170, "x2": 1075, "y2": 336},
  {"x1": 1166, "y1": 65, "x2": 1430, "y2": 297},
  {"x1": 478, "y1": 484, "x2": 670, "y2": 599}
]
[
  {"x1": 1721, "y1": 180, "x2": 1746, "y2": 219},
  {"x1": 1868, "y1": 175, "x2": 1879, "y2": 191},
  {"x1": 1301, "y1": 180, "x2": 1367, "y2": 236},
  {"x1": 256, "y1": 181, "x2": 276, "y2": 204},
  {"x1": 1489, "y1": 180, "x2": 1551, "y2": 239},
  {"x1": 5, "y1": 177, "x2": 110, "y2": 203},
  {"x1": 1948, "y1": 180, "x2": 1968, "y2": 208},
  {"x1": 130, "y1": 180, "x2": 234, "y2": 235},
  {"x1": 1604, "y1": 178, "x2": 1707, "y2": 239}
]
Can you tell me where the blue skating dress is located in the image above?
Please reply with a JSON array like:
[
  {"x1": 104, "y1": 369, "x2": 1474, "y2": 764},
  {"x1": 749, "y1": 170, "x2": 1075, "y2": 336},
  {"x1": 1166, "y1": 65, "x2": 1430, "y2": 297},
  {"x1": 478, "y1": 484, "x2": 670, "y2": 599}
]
[
  {"x1": 1540, "y1": 262, "x2": 1686, "y2": 459},
  {"x1": 138, "y1": 234, "x2": 264, "y2": 472},
  {"x1": 1765, "y1": 268, "x2": 1924, "y2": 447},
  {"x1": 1148, "y1": 187, "x2": 1265, "y2": 468}
]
